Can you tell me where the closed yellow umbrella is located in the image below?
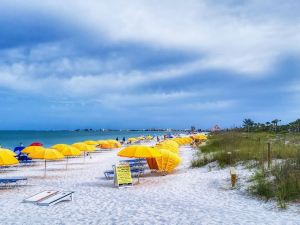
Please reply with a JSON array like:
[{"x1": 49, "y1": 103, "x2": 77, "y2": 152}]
[
  {"x1": 155, "y1": 148, "x2": 181, "y2": 173},
  {"x1": 29, "y1": 148, "x2": 64, "y2": 175},
  {"x1": 22, "y1": 146, "x2": 44, "y2": 155},
  {"x1": 0, "y1": 151, "x2": 19, "y2": 166},
  {"x1": 118, "y1": 145, "x2": 162, "y2": 183},
  {"x1": 84, "y1": 140, "x2": 99, "y2": 145},
  {"x1": 0, "y1": 148, "x2": 17, "y2": 157}
]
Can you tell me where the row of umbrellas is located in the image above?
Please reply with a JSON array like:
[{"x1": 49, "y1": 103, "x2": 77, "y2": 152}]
[
  {"x1": 0, "y1": 139, "x2": 124, "y2": 168},
  {"x1": 0, "y1": 134, "x2": 207, "y2": 177},
  {"x1": 127, "y1": 136, "x2": 153, "y2": 143},
  {"x1": 116, "y1": 134, "x2": 208, "y2": 183}
]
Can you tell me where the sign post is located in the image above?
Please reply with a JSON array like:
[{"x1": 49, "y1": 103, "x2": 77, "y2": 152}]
[{"x1": 114, "y1": 164, "x2": 133, "y2": 188}]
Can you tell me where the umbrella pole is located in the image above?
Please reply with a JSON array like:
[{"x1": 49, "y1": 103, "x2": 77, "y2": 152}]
[
  {"x1": 66, "y1": 157, "x2": 69, "y2": 170},
  {"x1": 84, "y1": 152, "x2": 86, "y2": 163},
  {"x1": 44, "y1": 160, "x2": 47, "y2": 177}
]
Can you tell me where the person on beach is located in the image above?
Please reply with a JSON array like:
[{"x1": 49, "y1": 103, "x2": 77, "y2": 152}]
[
  {"x1": 122, "y1": 137, "x2": 125, "y2": 143},
  {"x1": 116, "y1": 137, "x2": 119, "y2": 141},
  {"x1": 157, "y1": 136, "x2": 160, "y2": 142}
]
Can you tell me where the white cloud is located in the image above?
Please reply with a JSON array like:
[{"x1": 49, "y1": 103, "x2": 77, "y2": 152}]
[
  {"x1": 33, "y1": 0, "x2": 300, "y2": 75},
  {"x1": 1, "y1": 0, "x2": 300, "y2": 76},
  {"x1": 0, "y1": 0, "x2": 298, "y2": 119}
]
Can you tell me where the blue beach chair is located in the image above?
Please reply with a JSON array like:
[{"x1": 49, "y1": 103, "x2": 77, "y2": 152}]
[
  {"x1": 0, "y1": 177, "x2": 28, "y2": 187},
  {"x1": 14, "y1": 146, "x2": 33, "y2": 164}
]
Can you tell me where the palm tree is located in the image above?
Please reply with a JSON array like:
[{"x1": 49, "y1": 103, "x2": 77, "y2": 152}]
[
  {"x1": 243, "y1": 118, "x2": 255, "y2": 132},
  {"x1": 271, "y1": 119, "x2": 281, "y2": 133}
]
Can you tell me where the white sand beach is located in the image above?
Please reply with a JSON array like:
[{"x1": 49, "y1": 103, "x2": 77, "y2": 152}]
[{"x1": 1, "y1": 143, "x2": 300, "y2": 225}]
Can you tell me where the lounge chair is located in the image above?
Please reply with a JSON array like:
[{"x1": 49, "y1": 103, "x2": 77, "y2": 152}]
[
  {"x1": 0, "y1": 177, "x2": 28, "y2": 186},
  {"x1": 120, "y1": 158, "x2": 147, "y2": 164},
  {"x1": 37, "y1": 191, "x2": 74, "y2": 206},
  {"x1": 104, "y1": 170, "x2": 115, "y2": 179},
  {"x1": 14, "y1": 147, "x2": 33, "y2": 164}
]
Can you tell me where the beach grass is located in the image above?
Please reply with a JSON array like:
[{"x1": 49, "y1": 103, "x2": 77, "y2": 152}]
[{"x1": 192, "y1": 131, "x2": 300, "y2": 207}]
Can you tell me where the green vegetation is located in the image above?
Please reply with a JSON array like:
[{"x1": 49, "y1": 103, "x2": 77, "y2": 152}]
[
  {"x1": 240, "y1": 118, "x2": 300, "y2": 133},
  {"x1": 191, "y1": 129, "x2": 300, "y2": 208}
]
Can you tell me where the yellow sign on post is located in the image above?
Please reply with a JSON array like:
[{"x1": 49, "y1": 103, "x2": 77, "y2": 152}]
[{"x1": 114, "y1": 164, "x2": 133, "y2": 188}]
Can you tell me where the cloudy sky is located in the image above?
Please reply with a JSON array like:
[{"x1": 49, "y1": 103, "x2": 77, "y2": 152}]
[{"x1": 1, "y1": 0, "x2": 300, "y2": 130}]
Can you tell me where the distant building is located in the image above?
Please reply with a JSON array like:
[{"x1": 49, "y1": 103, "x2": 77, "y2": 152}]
[{"x1": 211, "y1": 124, "x2": 221, "y2": 132}]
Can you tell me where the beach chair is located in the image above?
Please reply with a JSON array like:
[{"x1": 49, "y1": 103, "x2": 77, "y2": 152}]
[
  {"x1": 37, "y1": 191, "x2": 74, "y2": 206},
  {"x1": 14, "y1": 146, "x2": 25, "y2": 156},
  {"x1": 0, "y1": 177, "x2": 28, "y2": 187},
  {"x1": 104, "y1": 170, "x2": 115, "y2": 179},
  {"x1": 120, "y1": 158, "x2": 147, "y2": 164},
  {"x1": 23, "y1": 190, "x2": 59, "y2": 203},
  {"x1": 18, "y1": 154, "x2": 34, "y2": 164},
  {"x1": 14, "y1": 147, "x2": 33, "y2": 164}
]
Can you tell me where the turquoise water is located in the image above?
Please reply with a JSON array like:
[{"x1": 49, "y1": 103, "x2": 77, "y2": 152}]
[{"x1": 0, "y1": 131, "x2": 170, "y2": 149}]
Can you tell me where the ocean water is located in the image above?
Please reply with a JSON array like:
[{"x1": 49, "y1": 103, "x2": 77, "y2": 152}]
[{"x1": 0, "y1": 130, "x2": 170, "y2": 149}]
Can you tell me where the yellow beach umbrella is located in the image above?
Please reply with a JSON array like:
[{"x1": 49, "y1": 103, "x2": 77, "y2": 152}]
[
  {"x1": 97, "y1": 140, "x2": 108, "y2": 145},
  {"x1": 97, "y1": 140, "x2": 110, "y2": 148},
  {"x1": 0, "y1": 151, "x2": 19, "y2": 166},
  {"x1": 172, "y1": 138, "x2": 184, "y2": 145},
  {"x1": 193, "y1": 134, "x2": 207, "y2": 141},
  {"x1": 29, "y1": 148, "x2": 64, "y2": 160},
  {"x1": 51, "y1": 144, "x2": 81, "y2": 169},
  {"x1": 0, "y1": 148, "x2": 17, "y2": 157},
  {"x1": 162, "y1": 140, "x2": 179, "y2": 148},
  {"x1": 72, "y1": 142, "x2": 95, "y2": 161},
  {"x1": 180, "y1": 137, "x2": 192, "y2": 144},
  {"x1": 106, "y1": 140, "x2": 122, "y2": 148},
  {"x1": 84, "y1": 140, "x2": 98, "y2": 145},
  {"x1": 127, "y1": 138, "x2": 138, "y2": 143},
  {"x1": 51, "y1": 144, "x2": 81, "y2": 156},
  {"x1": 156, "y1": 143, "x2": 179, "y2": 154},
  {"x1": 118, "y1": 145, "x2": 162, "y2": 183},
  {"x1": 155, "y1": 148, "x2": 181, "y2": 173},
  {"x1": 22, "y1": 146, "x2": 45, "y2": 155},
  {"x1": 118, "y1": 145, "x2": 162, "y2": 158},
  {"x1": 72, "y1": 142, "x2": 96, "y2": 152},
  {"x1": 29, "y1": 148, "x2": 64, "y2": 174}
]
